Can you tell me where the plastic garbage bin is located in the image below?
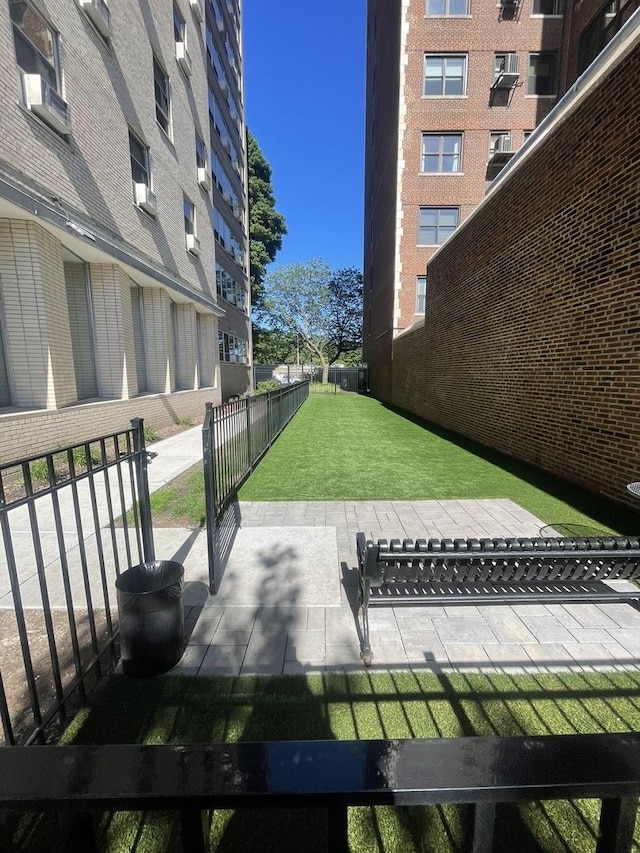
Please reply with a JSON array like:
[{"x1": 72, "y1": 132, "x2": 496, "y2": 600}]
[{"x1": 115, "y1": 560, "x2": 184, "y2": 677}]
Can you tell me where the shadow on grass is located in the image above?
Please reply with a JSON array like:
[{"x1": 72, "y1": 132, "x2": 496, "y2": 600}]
[
  {"x1": 5, "y1": 667, "x2": 640, "y2": 850},
  {"x1": 382, "y1": 403, "x2": 640, "y2": 535}
]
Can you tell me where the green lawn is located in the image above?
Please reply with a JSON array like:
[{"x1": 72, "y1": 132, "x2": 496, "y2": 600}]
[
  {"x1": 6, "y1": 671, "x2": 640, "y2": 851},
  {"x1": 236, "y1": 395, "x2": 635, "y2": 533}
]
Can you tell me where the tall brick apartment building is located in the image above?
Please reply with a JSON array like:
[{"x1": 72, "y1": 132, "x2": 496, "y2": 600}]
[
  {"x1": 0, "y1": 0, "x2": 250, "y2": 460},
  {"x1": 363, "y1": 0, "x2": 638, "y2": 401},
  {"x1": 364, "y1": 0, "x2": 640, "y2": 505}
]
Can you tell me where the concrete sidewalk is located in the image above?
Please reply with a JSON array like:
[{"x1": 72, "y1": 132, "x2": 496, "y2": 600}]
[
  {"x1": 156, "y1": 499, "x2": 640, "y2": 678},
  {"x1": 3, "y1": 423, "x2": 640, "y2": 678}
]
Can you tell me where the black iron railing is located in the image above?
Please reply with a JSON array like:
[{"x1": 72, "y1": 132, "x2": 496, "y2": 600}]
[
  {"x1": 2, "y1": 733, "x2": 640, "y2": 852},
  {"x1": 202, "y1": 381, "x2": 309, "y2": 592},
  {"x1": 0, "y1": 419, "x2": 153, "y2": 746}
]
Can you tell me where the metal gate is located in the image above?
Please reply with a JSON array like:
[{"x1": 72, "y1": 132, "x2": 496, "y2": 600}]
[{"x1": 0, "y1": 419, "x2": 154, "y2": 745}]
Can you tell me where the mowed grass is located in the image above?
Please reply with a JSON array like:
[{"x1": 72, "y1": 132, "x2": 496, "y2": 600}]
[
  {"x1": 6, "y1": 670, "x2": 640, "y2": 852},
  {"x1": 236, "y1": 395, "x2": 635, "y2": 533}
]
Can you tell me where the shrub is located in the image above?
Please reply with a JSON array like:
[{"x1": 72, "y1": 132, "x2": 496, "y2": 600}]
[
  {"x1": 143, "y1": 424, "x2": 158, "y2": 443},
  {"x1": 255, "y1": 380, "x2": 281, "y2": 393}
]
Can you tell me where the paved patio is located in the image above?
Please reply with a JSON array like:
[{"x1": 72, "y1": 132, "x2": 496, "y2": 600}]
[{"x1": 156, "y1": 499, "x2": 640, "y2": 678}]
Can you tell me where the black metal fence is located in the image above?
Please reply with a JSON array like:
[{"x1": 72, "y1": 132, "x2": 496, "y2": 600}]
[
  {"x1": 253, "y1": 364, "x2": 368, "y2": 393},
  {"x1": 202, "y1": 380, "x2": 309, "y2": 592},
  {"x1": 0, "y1": 420, "x2": 153, "y2": 746}
]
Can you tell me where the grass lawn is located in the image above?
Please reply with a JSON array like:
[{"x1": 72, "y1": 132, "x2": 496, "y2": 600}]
[
  {"x1": 5, "y1": 670, "x2": 640, "y2": 851},
  {"x1": 150, "y1": 394, "x2": 637, "y2": 532}
]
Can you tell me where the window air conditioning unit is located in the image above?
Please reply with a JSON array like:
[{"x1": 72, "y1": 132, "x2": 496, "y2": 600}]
[
  {"x1": 219, "y1": 78, "x2": 228, "y2": 94},
  {"x1": 134, "y1": 183, "x2": 157, "y2": 215},
  {"x1": 494, "y1": 54, "x2": 520, "y2": 89},
  {"x1": 176, "y1": 42, "x2": 192, "y2": 76},
  {"x1": 79, "y1": 0, "x2": 111, "y2": 37},
  {"x1": 197, "y1": 167, "x2": 211, "y2": 191},
  {"x1": 223, "y1": 189, "x2": 232, "y2": 203},
  {"x1": 222, "y1": 137, "x2": 231, "y2": 152},
  {"x1": 22, "y1": 74, "x2": 71, "y2": 135},
  {"x1": 486, "y1": 139, "x2": 516, "y2": 180},
  {"x1": 216, "y1": 15, "x2": 224, "y2": 32},
  {"x1": 186, "y1": 233, "x2": 201, "y2": 256},
  {"x1": 189, "y1": 0, "x2": 204, "y2": 23},
  {"x1": 493, "y1": 136, "x2": 512, "y2": 154}
]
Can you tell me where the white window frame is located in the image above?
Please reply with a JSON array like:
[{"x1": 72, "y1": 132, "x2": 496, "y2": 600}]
[
  {"x1": 489, "y1": 131, "x2": 511, "y2": 156},
  {"x1": 426, "y1": 0, "x2": 469, "y2": 16},
  {"x1": 424, "y1": 54, "x2": 467, "y2": 97},
  {"x1": 184, "y1": 195, "x2": 197, "y2": 237},
  {"x1": 421, "y1": 133, "x2": 463, "y2": 173},
  {"x1": 9, "y1": 0, "x2": 62, "y2": 95},
  {"x1": 129, "y1": 130, "x2": 151, "y2": 188},
  {"x1": 531, "y1": 0, "x2": 564, "y2": 14},
  {"x1": 153, "y1": 56, "x2": 171, "y2": 135}
]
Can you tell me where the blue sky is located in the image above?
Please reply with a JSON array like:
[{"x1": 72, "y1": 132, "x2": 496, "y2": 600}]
[{"x1": 243, "y1": 1, "x2": 366, "y2": 274}]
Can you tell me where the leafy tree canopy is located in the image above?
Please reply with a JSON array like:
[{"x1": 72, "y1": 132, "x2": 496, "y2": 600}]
[
  {"x1": 258, "y1": 259, "x2": 363, "y2": 382},
  {"x1": 247, "y1": 130, "x2": 287, "y2": 308}
]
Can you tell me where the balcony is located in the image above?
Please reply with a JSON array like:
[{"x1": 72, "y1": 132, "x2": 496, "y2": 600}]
[
  {"x1": 22, "y1": 74, "x2": 71, "y2": 135},
  {"x1": 133, "y1": 183, "x2": 157, "y2": 215},
  {"x1": 79, "y1": 0, "x2": 111, "y2": 38},
  {"x1": 176, "y1": 42, "x2": 192, "y2": 76}
]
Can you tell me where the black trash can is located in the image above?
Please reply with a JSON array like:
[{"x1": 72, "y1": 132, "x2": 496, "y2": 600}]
[{"x1": 115, "y1": 560, "x2": 184, "y2": 677}]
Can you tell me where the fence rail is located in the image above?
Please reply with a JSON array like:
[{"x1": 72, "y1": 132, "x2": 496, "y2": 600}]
[
  {"x1": 253, "y1": 364, "x2": 368, "y2": 393},
  {"x1": 0, "y1": 420, "x2": 153, "y2": 746},
  {"x1": 202, "y1": 380, "x2": 309, "y2": 592}
]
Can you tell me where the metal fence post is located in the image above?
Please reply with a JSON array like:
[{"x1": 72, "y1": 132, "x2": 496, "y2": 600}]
[
  {"x1": 202, "y1": 403, "x2": 218, "y2": 593},
  {"x1": 245, "y1": 397, "x2": 252, "y2": 472},
  {"x1": 131, "y1": 418, "x2": 155, "y2": 563}
]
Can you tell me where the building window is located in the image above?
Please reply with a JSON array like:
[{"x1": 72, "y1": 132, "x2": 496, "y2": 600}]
[
  {"x1": 418, "y1": 207, "x2": 459, "y2": 245},
  {"x1": 426, "y1": 0, "x2": 469, "y2": 15},
  {"x1": 421, "y1": 133, "x2": 462, "y2": 173},
  {"x1": 129, "y1": 131, "x2": 151, "y2": 187},
  {"x1": 578, "y1": 1, "x2": 632, "y2": 74},
  {"x1": 9, "y1": 0, "x2": 60, "y2": 93},
  {"x1": 523, "y1": 130, "x2": 534, "y2": 142},
  {"x1": 489, "y1": 131, "x2": 511, "y2": 156},
  {"x1": 184, "y1": 196, "x2": 195, "y2": 234},
  {"x1": 196, "y1": 132, "x2": 207, "y2": 171},
  {"x1": 130, "y1": 286, "x2": 147, "y2": 393},
  {"x1": 218, "y1": 331, "x2": 247, "y2": 364},
  {"x1": 532, "y1": 0, "x2": 564, "y2": 13},
  {"x1": 153, "y1": 56, "x2": 171, "y2": 134},
  {"x1": 216, "y1": 263, "x2": 246, "y2": 310},
  {"x1": 527, "y1": 53, "x2": 557, "y2": 95},
  {"x1": 0, "y1": 297, "x2": 11, "y2": 407},
  {"x1": 173, "y1": 2, "x2": 185, "y2": 43},
  {"x1": 424, "y1": 54, "x2": 467, "y2": 96},
  {"x1": 416, "y1": 276, "x2": 427, "y2": 314}
]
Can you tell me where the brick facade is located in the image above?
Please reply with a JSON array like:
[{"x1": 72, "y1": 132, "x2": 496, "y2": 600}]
[
  {"x1": 364, "y1": 0, "x2": 564, "y2": 399},
  {"x1": 391, "y1": 34, "x2": 640, "y2": 506}
]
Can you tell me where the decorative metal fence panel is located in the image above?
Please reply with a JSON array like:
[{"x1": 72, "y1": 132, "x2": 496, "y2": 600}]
[
  {"x1": 253, "y1": 364, "x2": 368, "y2": 393},
  {"x1": 0, "y1": 419, "x2": 153, "y2": 746},
  {"x1": 202, "y1": 380, "x2": 309, "y2": 593}
]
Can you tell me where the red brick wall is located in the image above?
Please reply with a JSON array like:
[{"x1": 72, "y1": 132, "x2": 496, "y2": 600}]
[{"x1": 391, "y1": 39, "x2": 640, "y2": 506}]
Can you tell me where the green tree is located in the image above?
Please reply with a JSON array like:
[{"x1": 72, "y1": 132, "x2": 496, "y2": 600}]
[
  {"x1": 262, "y1": 259, "x2": 332, "y2": 382},
  {"x1": 252, "y1": 327, "x2": 298, "y2": 364},
  {"x1": 247, "y1": 130, "x2": 287, "y2": 308},
  {"x1": 261, "y1": 261, "x2": 364, "y2": 382},
  {"x1": 327, "y1": 267, "x2": 363, "y2": 364}
]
